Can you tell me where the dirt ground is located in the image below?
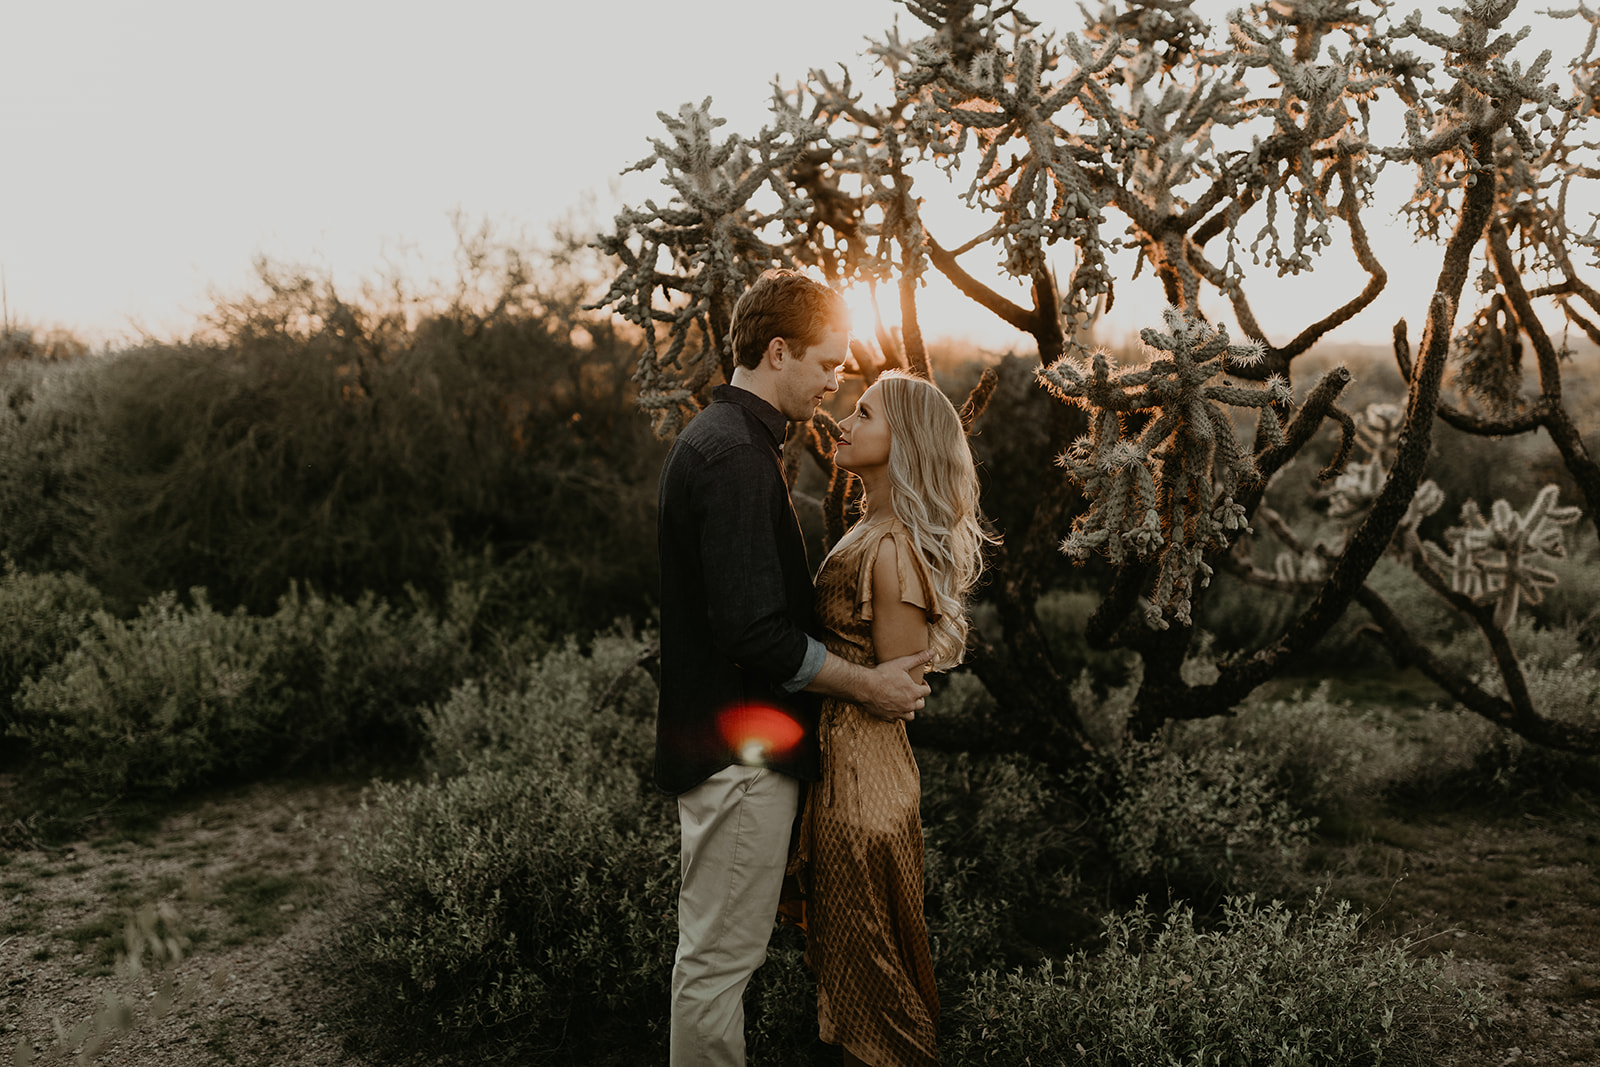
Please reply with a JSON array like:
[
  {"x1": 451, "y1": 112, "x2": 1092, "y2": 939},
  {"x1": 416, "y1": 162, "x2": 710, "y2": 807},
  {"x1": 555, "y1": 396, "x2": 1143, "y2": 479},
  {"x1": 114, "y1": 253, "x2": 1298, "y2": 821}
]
[
  {"x1": 2, "y1": 776, "x2": 1597, "y2": 1066},
  {"x1": 1313, "y1": 798, "x2": 1600, "y2": 1066},
  {"x1": 1, "y1": 779, "x2": 372, "y2": 1067}
]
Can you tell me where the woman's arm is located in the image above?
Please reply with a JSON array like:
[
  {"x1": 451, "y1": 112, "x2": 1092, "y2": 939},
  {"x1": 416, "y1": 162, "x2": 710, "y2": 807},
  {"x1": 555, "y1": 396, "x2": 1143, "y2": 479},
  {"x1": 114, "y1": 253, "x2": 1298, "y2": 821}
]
[{"x1": 869, "y1": 536, "x2": 931, "y2": 687}]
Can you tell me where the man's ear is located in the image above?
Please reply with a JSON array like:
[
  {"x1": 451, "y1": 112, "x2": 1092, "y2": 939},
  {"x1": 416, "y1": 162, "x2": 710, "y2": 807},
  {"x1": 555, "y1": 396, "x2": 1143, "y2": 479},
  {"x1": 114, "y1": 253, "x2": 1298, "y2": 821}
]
[{"x1": 763, "y1": 336, "x2": 788, "y2": 369}]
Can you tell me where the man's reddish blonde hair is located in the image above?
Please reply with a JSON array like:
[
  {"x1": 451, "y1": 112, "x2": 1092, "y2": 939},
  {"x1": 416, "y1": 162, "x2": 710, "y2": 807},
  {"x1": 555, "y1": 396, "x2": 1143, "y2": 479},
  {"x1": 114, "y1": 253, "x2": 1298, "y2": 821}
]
[{"x1": 729, "y1": 269, "x2": 850, "y2": 370}]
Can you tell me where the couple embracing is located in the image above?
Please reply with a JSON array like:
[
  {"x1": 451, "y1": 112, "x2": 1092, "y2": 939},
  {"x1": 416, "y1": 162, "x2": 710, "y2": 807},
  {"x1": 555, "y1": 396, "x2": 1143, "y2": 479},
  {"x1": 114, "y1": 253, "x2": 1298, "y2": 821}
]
[{"x1": 656, "y1": 269, "x2": 990, "y2": 1067}]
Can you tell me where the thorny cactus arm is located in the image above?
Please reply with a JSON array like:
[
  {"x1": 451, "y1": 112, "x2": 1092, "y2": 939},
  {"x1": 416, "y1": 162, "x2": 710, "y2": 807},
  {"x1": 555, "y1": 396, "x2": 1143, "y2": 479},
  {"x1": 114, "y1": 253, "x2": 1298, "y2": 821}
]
[
  {"x1": 1039, "y1": 307, "x2": 1286, "y2": 629},
  {"x1": 589, "y1": 100, "x2": 831, "y2": 436},
  {"x1": 1193, "y1": 160, "x2": 1390, "y2": 380},
  {"x1": 1421, "y1": 484, "x2": 1582, "y2": 629},
  {"x1": 1233, "y1": 422, "x2": 1596, "y2": 754},
  {"x1": 1353, "y1": 583, "x2": 1600, "y2": 752},
  {"x1": 1483, "y1": 221, "x2": 1600, "y2": 535},
  {"x1": 1372, "y1": 481, "x2": 1595, "y2": 754},
  {"x1": 1178, "y1": 175, "x2": 1489, "y2": 717},
  {"x1": 785, "y1": 65, "x2": 938, "y2": 376}
]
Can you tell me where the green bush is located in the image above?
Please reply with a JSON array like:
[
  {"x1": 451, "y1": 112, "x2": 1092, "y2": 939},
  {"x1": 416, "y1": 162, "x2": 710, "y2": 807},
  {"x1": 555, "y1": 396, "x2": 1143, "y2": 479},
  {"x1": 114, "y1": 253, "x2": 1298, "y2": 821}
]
[
  {"x1": 12, "y1": 590, "x2": 278, "y2": 796},
  {"x1": 339, "y1": 631, "x2": 674, "y2": 1064},
  {"x1": 947, "y1": 892, "x2": 1487, "y2": 1066},
  {"x1": 922, "y1": 751, "x2": 1082, "y2": 977},
  {"x1": 0, "y1": 562, "x2": 103, "y2": 735},
  {"x1": 0, "y1": 360, "x2": 104, "y2": 577},
  {"x1": 1173, "y1": 682, "x2": 1412, "y2": 821},
  {"x1": 265, "y1": 581, "x2": 479, "y2": 761},
  {"x1": 1398, "y1": 636, "x2": 1600, "y2": 803},
  {"x1": 1083, "y1": 736, "x2": 1314, "y2": 898},
  {"x1": 0, "y1": 240, "x2": 665, "y2": 636},
  {"x1": 8, "y1": 584, "x2": 476, "y2": 799}
]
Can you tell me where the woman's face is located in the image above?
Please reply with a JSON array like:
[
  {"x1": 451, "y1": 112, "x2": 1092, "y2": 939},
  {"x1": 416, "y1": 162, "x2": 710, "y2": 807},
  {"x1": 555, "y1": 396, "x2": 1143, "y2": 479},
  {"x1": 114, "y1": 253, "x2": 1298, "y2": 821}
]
[{"x1": 835, "y1": 381, "x2": 892, "y2": 477}]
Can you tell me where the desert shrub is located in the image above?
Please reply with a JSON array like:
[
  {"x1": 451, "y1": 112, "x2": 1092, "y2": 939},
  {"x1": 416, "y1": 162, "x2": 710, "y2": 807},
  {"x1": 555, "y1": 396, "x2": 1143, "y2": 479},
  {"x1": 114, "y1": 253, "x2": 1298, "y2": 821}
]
[
  {"x1": 1080, "y1": 735, "x2": 1314, "y2": 900},
  {"x1": 1063, "y1": 660, "x2": 1315, "y2": 897},
  {"x1": 8, "y1": 585, "x2": 476, "y2": 800},
  {"x1": 1525, "y1": 532, "x2": 1600, "y2": 643},
  {"x1": 1395, "y1": 632, "x2": 1600, "y2": 802},
  {"x1": 922, "y1": 751, "x2": 1082, "y2": 977},
  {"x1": 264, "y1": 582, "x2": 478, "y2": 762},
  {"x1": 0, "y1": 562, "x2": 103, "y2": 736},
  {"x1": 0, "y1": 359, "x2": 103, "y2": 575},
  {"x1": 743, "y1": 927, "x2": 826, "y2": 1066},
  {"x1": 418, "y1": 628, "x2": 656, "y2": 774},
  {"x1": 0, "y1": 240, "x2": 665, "y2": 636},
  {"x1": 1033, "y1": 588, "x2": 1142, "y2": 689},
  {"x1": 12, "y1": 591, "x2": 279, "y2": 797},
  {"x1": 339, "y1": 631, "x2": 674, "y2": 1064},
  {"x1": 946, "y1": 892, "x2": 1487, "y2": 1066},
  {"x1": 1172, "y1": 682, "x2": 1412, "y2": 821}
]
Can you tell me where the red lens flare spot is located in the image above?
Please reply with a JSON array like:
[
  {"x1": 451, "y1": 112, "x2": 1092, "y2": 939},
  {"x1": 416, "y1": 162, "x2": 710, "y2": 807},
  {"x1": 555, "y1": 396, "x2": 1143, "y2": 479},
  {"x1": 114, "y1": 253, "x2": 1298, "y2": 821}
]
[{"x1": 716, "y1": 704, "x2": 803, "y2": 764}]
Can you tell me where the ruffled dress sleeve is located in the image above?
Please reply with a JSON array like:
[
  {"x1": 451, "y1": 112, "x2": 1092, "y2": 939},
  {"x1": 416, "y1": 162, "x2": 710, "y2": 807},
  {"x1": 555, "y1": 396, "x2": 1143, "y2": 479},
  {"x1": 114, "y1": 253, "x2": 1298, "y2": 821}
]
[{"x1": 855, "y1": 524, "x2": 941, "y2": 624}]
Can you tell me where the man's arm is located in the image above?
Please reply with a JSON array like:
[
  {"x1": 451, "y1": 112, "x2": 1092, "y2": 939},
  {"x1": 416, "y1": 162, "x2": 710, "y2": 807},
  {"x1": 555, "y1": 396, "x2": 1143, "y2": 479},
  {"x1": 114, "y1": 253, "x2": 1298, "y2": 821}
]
[
  {"x1": 806, "y1": 536, "x2": 933, "y2": 721},
  {"x1": 805, "y1": 648, "x2": 930, "y2": 722}
]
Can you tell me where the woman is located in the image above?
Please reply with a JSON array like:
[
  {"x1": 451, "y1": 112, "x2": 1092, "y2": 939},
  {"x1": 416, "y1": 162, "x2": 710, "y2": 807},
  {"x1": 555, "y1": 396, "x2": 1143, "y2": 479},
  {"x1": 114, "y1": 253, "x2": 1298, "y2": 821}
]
[{"x1": 786, "y1": 370, "x2": 991, "y2": 1067}]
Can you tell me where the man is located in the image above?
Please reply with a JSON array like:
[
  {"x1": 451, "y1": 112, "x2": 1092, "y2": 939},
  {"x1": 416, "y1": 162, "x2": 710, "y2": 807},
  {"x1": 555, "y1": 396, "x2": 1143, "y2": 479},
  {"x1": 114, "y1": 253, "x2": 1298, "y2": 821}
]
[{"x1": 656, "y1": 269, "x2": 931, "y2": 1066}]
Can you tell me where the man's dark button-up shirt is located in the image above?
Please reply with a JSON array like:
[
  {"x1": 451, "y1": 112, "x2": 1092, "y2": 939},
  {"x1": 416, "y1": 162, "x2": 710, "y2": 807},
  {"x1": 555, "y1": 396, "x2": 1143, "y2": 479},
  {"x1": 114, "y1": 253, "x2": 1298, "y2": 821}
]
[{"x1": 654, "y1": 385, "x2": 824, "y2": 795}]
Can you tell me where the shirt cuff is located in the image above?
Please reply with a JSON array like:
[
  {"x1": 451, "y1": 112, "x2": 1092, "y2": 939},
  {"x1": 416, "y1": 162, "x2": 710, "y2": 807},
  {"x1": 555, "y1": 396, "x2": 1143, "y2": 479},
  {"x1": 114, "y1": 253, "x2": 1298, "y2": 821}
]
[{"x1": 780, "y1": 636, "x2": 827, "y2": 694}]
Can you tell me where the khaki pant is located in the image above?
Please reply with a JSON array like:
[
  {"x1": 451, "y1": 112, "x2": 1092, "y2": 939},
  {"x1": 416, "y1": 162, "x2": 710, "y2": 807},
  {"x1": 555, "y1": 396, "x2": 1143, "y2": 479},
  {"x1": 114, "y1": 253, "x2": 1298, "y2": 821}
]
[{"x1": 670, "y1": 764, "x2": 800, "y2": 1067}]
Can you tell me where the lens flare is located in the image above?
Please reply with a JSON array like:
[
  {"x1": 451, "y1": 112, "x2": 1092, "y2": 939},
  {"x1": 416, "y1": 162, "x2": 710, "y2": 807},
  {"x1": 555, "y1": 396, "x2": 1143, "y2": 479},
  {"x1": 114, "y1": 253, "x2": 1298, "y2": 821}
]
[{"x1": 716, "y1": 704, "x2": 803, "y2": 766}]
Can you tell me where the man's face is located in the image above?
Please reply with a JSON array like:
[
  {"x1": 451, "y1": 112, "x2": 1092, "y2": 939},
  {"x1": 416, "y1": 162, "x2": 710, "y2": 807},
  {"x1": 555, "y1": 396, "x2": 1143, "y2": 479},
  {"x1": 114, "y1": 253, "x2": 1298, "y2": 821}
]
[{"x1": 774, "y1": 327, "x2": 848, "y2": 422}]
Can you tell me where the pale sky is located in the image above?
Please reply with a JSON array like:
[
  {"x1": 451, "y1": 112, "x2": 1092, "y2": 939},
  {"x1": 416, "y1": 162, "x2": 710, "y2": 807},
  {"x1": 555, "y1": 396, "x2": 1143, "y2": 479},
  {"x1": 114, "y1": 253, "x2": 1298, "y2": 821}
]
[{"x1": 1, "y1": 0, "x2": 1593, "y2": 352}]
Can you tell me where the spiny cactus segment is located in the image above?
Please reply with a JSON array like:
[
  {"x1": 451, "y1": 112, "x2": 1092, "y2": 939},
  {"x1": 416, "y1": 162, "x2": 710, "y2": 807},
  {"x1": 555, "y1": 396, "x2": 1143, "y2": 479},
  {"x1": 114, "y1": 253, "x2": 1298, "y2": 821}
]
[
  {"x1": 589, "y1": 99, "x2": 832, "y2": 437},
  {"x1": 1040, "y1": 306, "x2": 1287, "y2": 628},
  {"x1": 1451, "y1": 292, "x2": 1525, "y2": 416},
  {"x1": 1421, "y1": 484, "x2": 1582, "y2": 629}
]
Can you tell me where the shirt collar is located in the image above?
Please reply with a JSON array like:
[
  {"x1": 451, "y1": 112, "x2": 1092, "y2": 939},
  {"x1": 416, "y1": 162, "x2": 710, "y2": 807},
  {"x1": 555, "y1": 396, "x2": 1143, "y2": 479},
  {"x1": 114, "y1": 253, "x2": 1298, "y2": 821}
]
[{"x1": 712, "y1": 384, "x2": 789, "y2": 447}]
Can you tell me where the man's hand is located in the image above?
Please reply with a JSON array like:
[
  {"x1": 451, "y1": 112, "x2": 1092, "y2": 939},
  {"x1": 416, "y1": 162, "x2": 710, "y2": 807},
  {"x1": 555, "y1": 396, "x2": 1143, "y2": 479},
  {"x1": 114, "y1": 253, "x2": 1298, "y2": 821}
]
[{"x1": 858, "y1": 649, "x2": 932, "y2": 722}]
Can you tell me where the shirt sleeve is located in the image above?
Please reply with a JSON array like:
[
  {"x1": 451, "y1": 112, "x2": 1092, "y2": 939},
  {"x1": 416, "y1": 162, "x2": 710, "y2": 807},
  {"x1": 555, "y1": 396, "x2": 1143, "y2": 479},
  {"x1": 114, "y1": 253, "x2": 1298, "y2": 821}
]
[
  {"x1": 693, "y1": 442, "x2": 813, "y2": 684},
  {"x1": 781, "y1": 635, "x2": 827, "y2": 693}
]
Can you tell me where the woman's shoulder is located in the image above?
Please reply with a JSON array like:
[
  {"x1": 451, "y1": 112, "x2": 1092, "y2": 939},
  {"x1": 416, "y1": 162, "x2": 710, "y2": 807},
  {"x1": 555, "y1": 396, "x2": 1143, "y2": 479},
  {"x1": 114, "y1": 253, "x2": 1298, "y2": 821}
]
[{"x1": 855, "y1": 518, "x2": 940, "y2": 620}]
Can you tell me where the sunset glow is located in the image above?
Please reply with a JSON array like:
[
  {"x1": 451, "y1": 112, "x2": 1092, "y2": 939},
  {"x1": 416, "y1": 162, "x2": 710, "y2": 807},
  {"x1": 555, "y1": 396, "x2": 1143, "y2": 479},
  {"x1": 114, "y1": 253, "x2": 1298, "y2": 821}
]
[{"x1": 841, "y1": 279, "x2": 903, "y2": 348}]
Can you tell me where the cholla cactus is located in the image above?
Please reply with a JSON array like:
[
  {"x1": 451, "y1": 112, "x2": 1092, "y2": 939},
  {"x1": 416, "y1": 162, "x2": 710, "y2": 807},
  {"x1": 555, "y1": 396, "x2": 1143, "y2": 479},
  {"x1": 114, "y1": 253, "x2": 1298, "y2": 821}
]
[
  {"x1": 1229, "y1": 3, "x2": 1389, "y2": 276},
  {"x1": 1352, "y1": 402, "x2": 1405, "y2": 459},
  {"x1": 1421, "y1": 484, "x2": 1581, "y2": 629},
  {"x1": 1322, "y1": 403, "x2": 1407, "y2": 530},
  {"x1": 1040, "y1": 306, "x2": 1289, "y2": 627},
  {"x1": 1325, "y1": 460, "x2": 1386, "y2": 523},
  {"x1": 1274, "y1": 548, "x2": 1327, "y2": 583},
  {"x1": 1451, "y1": 292, "x2": 1525, "y2": 416},
  {"x1": 590, "y1": 100, "x2": 832, "y2": 436}
]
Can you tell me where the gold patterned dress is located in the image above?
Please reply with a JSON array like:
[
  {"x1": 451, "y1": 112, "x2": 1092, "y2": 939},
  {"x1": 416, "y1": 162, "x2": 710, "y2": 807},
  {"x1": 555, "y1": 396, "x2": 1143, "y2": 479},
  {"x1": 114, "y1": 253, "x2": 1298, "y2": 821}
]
[{"x1": 785, "y1": 519, "x2": 940, "y2": 1067}]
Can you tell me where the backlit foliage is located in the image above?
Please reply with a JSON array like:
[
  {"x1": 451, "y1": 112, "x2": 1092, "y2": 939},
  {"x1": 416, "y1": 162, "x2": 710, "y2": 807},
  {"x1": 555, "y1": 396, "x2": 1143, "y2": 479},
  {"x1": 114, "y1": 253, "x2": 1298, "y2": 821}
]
[
  {"x1": 598, "y1": 0, "x2": 1600, "y2": 756},
  {"x1": 1040, "y1": 307, "x2": 1286, "y2": 626}
]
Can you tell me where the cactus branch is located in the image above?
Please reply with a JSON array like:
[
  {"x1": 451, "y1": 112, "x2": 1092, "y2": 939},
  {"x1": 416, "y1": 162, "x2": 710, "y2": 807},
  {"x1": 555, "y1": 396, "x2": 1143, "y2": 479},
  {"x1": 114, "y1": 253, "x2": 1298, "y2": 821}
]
[
  {"x1": 926, "y1": 234, "x2": 1046, "y2": 339},
  {"x1": 1199, "y1": 123, "x2": 1501, "y2": 708},
  {"x1": 1354, "y1": 584, "x2": 1600, "y2": 754}
]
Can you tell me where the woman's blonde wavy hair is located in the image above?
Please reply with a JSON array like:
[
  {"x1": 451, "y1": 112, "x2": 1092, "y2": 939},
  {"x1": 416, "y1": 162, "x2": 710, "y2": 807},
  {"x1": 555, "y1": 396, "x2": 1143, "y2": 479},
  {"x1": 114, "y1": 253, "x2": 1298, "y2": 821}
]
[{"x1": 831, "y1": 370, "x2": 995, "y2": 671}]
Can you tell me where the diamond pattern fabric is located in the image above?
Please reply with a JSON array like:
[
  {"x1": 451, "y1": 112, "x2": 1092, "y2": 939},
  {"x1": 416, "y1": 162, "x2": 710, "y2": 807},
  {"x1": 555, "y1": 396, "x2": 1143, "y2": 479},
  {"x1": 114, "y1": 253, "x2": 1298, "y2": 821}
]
[{"x1": 785, "y1": 519, "x2": 939, "y2": 1066}]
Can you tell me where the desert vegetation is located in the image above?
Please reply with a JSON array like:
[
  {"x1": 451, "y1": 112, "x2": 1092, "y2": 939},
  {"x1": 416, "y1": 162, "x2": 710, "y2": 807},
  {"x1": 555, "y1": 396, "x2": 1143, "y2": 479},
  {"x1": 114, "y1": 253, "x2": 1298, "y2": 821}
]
[{"x1": 4, "y1": 0, "x2": 1600, "y2": 1064}]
